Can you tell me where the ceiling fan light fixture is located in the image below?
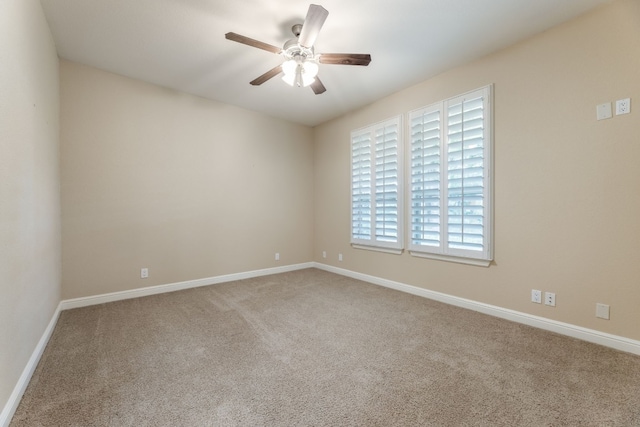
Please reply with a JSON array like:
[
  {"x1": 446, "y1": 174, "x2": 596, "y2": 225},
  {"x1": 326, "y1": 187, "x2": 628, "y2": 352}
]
[
  {"x1": 282, "y1": 58, "x2": 298, "y2": 74},
  {"x1": 281, "y1": 58, "x2": 318, "y2": 88},
  {"x1": 303, "y1": 61, "x2": 319, "y2": 79},
  {"x1": 281, "y1": 71, "x2": 296, "y2": 86}
]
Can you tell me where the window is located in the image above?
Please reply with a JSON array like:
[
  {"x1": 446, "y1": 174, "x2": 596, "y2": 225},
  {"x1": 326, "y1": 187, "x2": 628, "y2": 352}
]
[
  {"x1": 351, "y1": 116, "x2": 403, "y2": 253},
  {"x1": 408, "y1": 85, "x2": 493, "y2": 266}
]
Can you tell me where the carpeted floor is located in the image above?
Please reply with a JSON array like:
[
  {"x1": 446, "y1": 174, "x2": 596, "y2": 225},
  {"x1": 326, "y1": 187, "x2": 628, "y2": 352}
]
[{"x1": 11, "y1": 268, "x2": 640, "y2": 426}]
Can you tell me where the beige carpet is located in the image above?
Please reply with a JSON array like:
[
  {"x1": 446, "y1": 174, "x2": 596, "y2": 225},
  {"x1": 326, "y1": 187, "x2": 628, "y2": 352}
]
[{"x1": 11, "y1": 268, "x2": 640, "y2": 426}]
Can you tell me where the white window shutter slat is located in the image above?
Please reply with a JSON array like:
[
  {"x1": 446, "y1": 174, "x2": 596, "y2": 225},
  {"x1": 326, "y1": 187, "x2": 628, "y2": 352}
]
[{"x1": 409, "y1": 105, "x2": 442, "y2": 250}]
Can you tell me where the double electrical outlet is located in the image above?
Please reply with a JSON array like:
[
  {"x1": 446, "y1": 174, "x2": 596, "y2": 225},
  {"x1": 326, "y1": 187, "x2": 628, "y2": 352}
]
[{"x1": 531, "y1": 289, "x2": 555, "y2": 306}]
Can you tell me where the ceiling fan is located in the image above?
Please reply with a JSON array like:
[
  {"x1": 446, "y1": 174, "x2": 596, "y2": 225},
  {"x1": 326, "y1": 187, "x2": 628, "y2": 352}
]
[{"x1": 225, "y1": 4, "x2": 372, "y2": 95}]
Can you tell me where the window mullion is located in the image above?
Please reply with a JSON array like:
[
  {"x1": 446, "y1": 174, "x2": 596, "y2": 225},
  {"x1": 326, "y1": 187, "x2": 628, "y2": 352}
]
[
  {"x1": 441, "y1": 100, "x2": 449, "y2": 255},
  {"x1": 370, "y1": 129, "x2": 377, "y2": 242}
]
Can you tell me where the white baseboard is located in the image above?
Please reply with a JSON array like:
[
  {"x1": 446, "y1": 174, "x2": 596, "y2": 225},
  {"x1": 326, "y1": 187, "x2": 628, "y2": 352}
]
[
  {"x1": 0, "y1": 303, "x2": 62, "y2": 427},
  {"x1": 4, "y1": 261, "x2": 637, "y2": 426},
  {"x1": 60, "y1": 262, "x2": 314, "y2": 310},
  {"x1": 314, "y1": 263, "x2": 640, "y2": 356}
]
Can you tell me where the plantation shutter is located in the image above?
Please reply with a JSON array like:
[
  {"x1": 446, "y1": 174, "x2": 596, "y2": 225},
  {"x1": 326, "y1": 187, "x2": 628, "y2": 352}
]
[
  {"x1": 351, "y1": 133, "x2": 372, "y2": 241},
  {"x1": 351, "y1": 116, "x2": 403, "y2": 252},
  {"x1": 409, "y1": 106, "x2": 442, "y2": 249},
  {"x1": 408, "y1": 85, "x2": 492, "y2": 264},
  {"x1": 446, "y1": 94, "x2": 486, "y2": 254},
  {"x1": 375, "y1": 123, "x2": 399, "y2": 242}
]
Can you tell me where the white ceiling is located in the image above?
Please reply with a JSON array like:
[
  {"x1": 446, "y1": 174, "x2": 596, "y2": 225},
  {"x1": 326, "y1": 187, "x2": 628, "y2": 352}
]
[{"x1": 39, "y1": 0, "x2": 611, "y2": 127}]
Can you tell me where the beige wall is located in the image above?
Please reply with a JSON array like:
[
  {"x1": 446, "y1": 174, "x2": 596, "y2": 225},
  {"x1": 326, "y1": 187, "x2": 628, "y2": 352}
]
[
  {"x1": 314, "y1": 0, "x2": 640, "y2": 341},
  {"x1": 60, "y1": 61, "x2": 314, "y2": 299},
  {"x1": 0, "y1": 0, "x2": 61, "y2": 415}
]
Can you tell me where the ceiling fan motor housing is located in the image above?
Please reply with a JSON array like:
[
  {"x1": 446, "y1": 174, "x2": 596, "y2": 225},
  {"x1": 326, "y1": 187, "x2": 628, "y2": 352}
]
[{"x1": 283, "y1": 38, "x2": 315, "y2": 62}]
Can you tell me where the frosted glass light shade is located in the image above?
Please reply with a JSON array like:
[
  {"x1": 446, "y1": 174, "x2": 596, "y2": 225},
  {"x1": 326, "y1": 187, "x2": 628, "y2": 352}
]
[
  {"x1": 281, "y1": 59, "x2": 319, "y2": 87},
  {"x1": 282, "y1": 59, "x2": 298, "y2": 77}
]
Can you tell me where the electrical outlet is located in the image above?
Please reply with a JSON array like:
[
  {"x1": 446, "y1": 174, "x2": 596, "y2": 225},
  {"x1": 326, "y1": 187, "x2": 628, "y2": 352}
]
[
  {"x1": 322, "y1": 251, "x2": 327, "y2": 258},
  {"x1": 531, "y1": 289, "x2": 542, "y2": 304},
  {"x1": 338, "y1": 253, "x2": 343, "y2": 262},
  {"x1": 275, "y1": 252, "x2": 280, "y2": 261},
  {"x1": 596, "y1": 303, "x2": 610, "y2": 320},
  {"x1": 544, "y1": 292, "x2": 556, "y2": 307},
  {"x1": 141, "y1": 268, "x2": 148, "y2": 279},
  {"x1": 615, "y1": 98, "x2": 631, "y2": 115}
]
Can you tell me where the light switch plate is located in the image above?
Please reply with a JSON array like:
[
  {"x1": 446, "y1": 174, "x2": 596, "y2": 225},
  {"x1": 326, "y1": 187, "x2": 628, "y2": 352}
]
[
  {"x1": 596, "y1": 303, "x2": 610, "y2": 320},
  {"x1": 596, "y1": 103, "x2": 612, "y2": 120}
]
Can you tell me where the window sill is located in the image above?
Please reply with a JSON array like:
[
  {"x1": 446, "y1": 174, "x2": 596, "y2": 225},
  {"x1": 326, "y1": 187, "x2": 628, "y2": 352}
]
[
  {"x1": 352, "y1": 244, "x2": 403, "y2": 255},
  {"x1": 409, "y1": 250, "x2": 492, "y2": 267}
]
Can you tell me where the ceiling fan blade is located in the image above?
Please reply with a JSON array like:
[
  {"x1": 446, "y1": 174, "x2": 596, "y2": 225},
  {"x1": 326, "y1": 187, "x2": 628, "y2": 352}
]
[
  {"x1": 250, "y1": 65, "x2": 283, "y2": 86},
  {"x1": 319, "y1": 53, "x2": 372, "y2": 66},
  {"x1": 225, "y1": 32, "x2": 282, "y2": 54},
  {"x1": 298, "y1": 4, "x2": 329, "y2": 48},
  {"x1": 310, "y1": 77, "x2": 326, "y2": 95}
]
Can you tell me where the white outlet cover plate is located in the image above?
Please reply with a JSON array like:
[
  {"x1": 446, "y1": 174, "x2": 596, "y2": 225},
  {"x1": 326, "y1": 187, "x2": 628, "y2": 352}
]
[
  {"x1": 615, "y1": 98, "x2": 631, "y2": 115},
  {"x1": 596, "y1": 102, "x2": 612, "y2": 120},
  {"x1": 531, "y1": 289, "x2": 542, "y2": 304},
  {"x1": 596, "y1": 303, "x2": 610, "y2": 320},
  {"x1": 544, "y1": 292, "x2": 556, "y2": 306}
]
